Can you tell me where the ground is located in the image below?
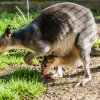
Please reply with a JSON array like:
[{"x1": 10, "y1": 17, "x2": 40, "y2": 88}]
[
  {"x1": 37, "y1": 57, "x2": 100, "y2": 100},
  {"x1": 0, "y1": 56, "x2": 100, "y2": 100}
]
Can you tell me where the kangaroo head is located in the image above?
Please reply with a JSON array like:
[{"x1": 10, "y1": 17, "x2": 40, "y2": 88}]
[{"x1": 0, "y1": 25, "x2": 12, "y2": 53}]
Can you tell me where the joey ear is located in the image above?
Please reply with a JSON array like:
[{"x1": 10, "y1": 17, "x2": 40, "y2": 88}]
[{"x1": 4, "y1": 25, "x2": 12, "y2": 39}]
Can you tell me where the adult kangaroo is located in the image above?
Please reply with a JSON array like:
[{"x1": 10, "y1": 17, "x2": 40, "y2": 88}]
[{"x1": 0, "y1": 2, "x2": 97, "y2": 87}]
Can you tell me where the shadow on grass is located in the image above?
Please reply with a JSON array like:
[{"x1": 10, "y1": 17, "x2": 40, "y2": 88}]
[
  {"x1": 0, "y1": 67, "x2": 42, "y2": 82},
  {"x1": 0, "y1": 66, "x2": 56, "y2": 84}
]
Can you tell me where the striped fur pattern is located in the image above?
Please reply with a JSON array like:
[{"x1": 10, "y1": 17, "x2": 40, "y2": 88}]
[{"x1": 40, "y1": 2, "x2": 97, "y2": 55}]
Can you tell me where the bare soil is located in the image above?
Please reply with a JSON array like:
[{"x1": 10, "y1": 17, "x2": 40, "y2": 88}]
[
  {"x1": 0, "y1": 57, "x2": 100, "y2": 100},
  {"x1": 38, "y1": 57, "x2": 100, "y2": 100}
]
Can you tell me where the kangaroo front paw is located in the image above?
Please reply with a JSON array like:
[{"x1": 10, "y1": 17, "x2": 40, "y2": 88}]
[
  {"x1": 74, "y1": 77, "x2": 92, "y2": 87},
  {"x1": 24, "y1": 52, "x2": 34, "y2": 65}
]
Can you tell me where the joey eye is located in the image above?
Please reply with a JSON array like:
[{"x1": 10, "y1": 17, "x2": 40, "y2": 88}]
[
  {"x1": 43, "y1": 64, "x2": 47, "y2": 68},
  {"x1": 47, "y1": 57, "x2": 52, "y2": 62}
]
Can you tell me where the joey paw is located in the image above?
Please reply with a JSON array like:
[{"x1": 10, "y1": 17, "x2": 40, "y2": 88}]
[{"x1": 51, "y1": 73, "x2": 63, "y2": 78}]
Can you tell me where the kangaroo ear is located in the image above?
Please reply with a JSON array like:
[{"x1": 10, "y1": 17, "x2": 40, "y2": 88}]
[{"x1": 4, "y1": 25, "x2": 12, "y2": 39}]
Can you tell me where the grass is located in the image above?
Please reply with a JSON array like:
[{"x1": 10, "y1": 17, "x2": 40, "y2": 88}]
[
  {"x1": 0, "y1": 68, "x2": 45, "y2": 100},
  {"x1": 0, "y1": 11, "x2": 40, "y2": 34},
  {"x1": 0, "y1": 53, "x2": 23, "y2": 69}
]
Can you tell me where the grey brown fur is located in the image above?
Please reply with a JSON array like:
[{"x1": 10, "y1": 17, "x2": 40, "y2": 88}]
[{"x1": 0, "y1": 2, "x2": 97, "y2": 87}]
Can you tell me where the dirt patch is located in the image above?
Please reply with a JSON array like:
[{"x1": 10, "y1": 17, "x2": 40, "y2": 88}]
[
  {"x1": 0, "y1": 57, "x2": 100, "y2": 100},
  {"x1": 37, "y1": 57, "x2": 100, "y2": 100}
]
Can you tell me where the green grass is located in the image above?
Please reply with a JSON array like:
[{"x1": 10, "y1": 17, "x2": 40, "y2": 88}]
[
  {"x1": 0, "y1": 52, "x2": 40, "y2": 69},
  {"x1": 93, "y1": 37, "x2": 100, "y2": 47},
  {"x1": 0, "y1": 68, "x2": 45, "y2": 100},
  {"x1": 0, "y1": 53, "x2": 23, "y2": 69},
  {"x1": 0, "y1": 11, "x2": 40, "y2": 34}
]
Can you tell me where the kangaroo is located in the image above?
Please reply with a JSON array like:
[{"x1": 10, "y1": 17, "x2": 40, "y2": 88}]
[
  {"x1": 0, "y1": 2, "x2": 97, "y2": 87},
  {"x1": 41, "y1": 46, "x2": 82, "y2": 76}
]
